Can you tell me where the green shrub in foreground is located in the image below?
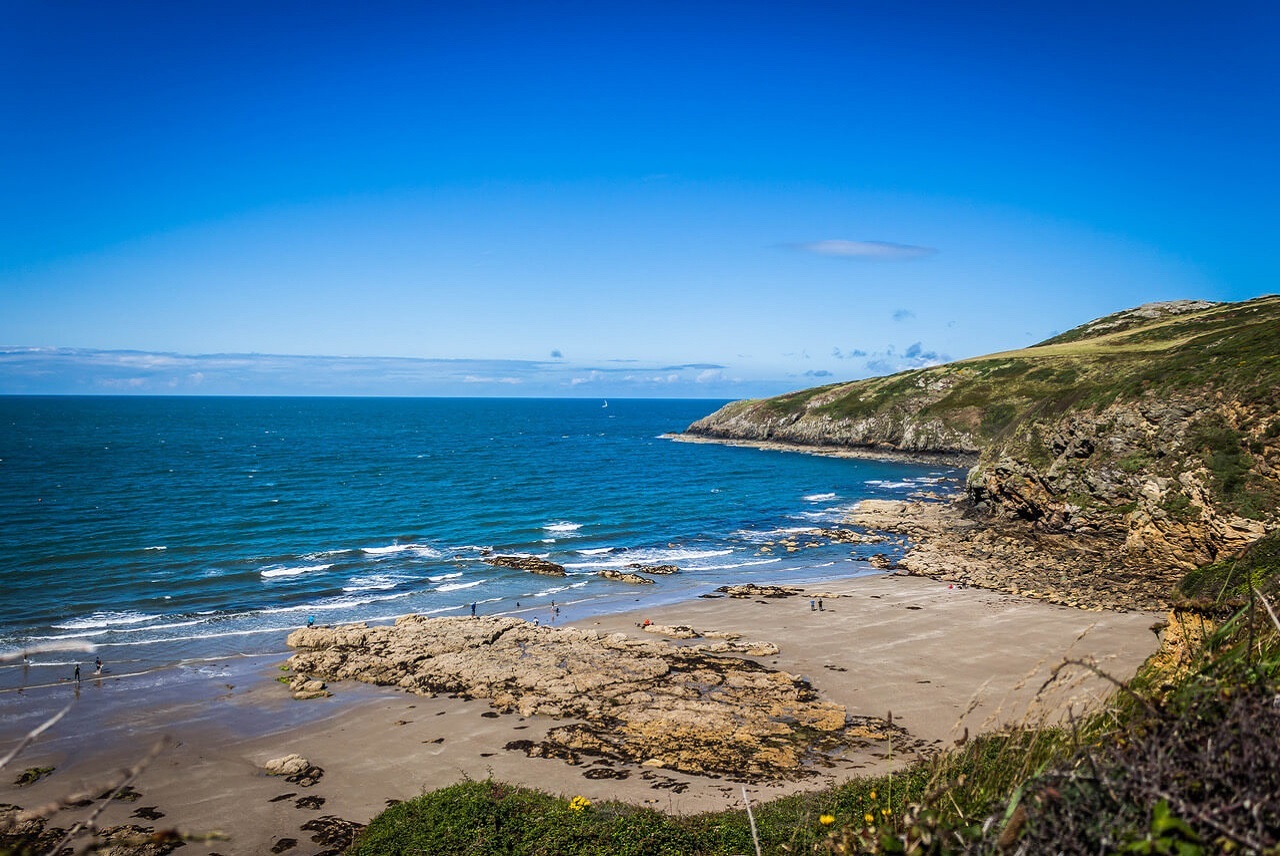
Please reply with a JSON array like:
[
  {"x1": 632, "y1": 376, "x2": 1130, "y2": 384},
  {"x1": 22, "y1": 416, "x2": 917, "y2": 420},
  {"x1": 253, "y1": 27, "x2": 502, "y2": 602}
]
[{"x1": 348, "y1": 781, "x2": 706, "y2": 856}]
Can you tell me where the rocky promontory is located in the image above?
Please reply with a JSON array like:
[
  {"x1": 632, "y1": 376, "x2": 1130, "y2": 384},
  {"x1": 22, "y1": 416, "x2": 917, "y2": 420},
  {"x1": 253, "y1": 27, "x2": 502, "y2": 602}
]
[
  {"x1": 286, "y1": 616, "x2": 907, "y2": 779},
  {"x1": 687, "y1": 297, "x2": 1280, "y2": 608}
]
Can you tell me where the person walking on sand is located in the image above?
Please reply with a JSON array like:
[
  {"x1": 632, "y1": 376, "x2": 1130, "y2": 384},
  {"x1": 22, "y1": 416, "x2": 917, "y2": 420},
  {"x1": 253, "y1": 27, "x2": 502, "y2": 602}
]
[
  {"x1": 810, "y1": 599, "x2": 816, "y2": 611},
  {"x1": 470, "y1": 601, "x2": 477, "y2": 617},
  {"x1": 818, "y1": 598, "x2": 824, "y2": 611}
]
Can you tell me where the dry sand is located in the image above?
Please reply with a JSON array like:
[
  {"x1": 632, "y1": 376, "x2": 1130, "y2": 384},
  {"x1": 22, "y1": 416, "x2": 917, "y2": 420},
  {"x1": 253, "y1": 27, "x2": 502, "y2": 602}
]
[{"x1": 1, "y1": 573, "x2": 1160, "y2": 855}]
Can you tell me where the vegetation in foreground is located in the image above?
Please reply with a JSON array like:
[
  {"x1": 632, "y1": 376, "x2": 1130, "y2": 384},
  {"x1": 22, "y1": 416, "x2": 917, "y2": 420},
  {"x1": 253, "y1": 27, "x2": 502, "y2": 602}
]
[{"x1": 350, "y1": 531, "x2": 1280, "y2": 855}]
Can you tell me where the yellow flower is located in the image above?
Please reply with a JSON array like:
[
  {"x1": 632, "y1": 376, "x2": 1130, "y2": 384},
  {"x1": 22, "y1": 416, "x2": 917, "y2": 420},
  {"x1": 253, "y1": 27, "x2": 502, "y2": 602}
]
[
  {"x1": 569, "y1": 795, "x2": 591, "y2": 811},
  {"x1": 864, "y1": 812, "x2": 875, "y2": 825},
  {"x1": 881, "y1": 807, "x2": 891, "y2": 817},
  {"x1": 819, "y1": 814, "x2": 835, "y2": 825},
  {"x1": 868, "y1": 790, "x2": 877, "y2": 800}
]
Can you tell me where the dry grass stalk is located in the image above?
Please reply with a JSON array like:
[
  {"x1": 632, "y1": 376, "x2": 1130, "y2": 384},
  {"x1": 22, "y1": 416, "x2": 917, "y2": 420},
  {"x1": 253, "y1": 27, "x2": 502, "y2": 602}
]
[
  {"x1": 0, "y1": 703, "x2": 72, "y2": 773},
  {"x1": 741, "y1": 785, "x2": 762, "y2": 856},
  {"x1": 50, "y1": 736, "x2": 172, "y2": 853},
  {"x1": 1254, "y1": 588, "x2": 1280, "y2": 633}
]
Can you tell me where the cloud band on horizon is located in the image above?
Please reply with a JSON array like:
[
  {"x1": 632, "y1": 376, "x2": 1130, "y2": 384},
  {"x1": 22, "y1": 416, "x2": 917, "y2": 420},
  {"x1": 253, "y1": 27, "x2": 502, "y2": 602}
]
[{"x1": 791, "y1": 239, "x2": 938, "y2": 260}]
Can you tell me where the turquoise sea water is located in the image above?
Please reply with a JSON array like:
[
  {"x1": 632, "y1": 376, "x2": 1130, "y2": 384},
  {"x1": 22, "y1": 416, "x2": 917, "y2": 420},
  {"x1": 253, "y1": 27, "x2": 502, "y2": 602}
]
[{"x1": 0, "y1": 396, "x2": 962, "y2": 689}]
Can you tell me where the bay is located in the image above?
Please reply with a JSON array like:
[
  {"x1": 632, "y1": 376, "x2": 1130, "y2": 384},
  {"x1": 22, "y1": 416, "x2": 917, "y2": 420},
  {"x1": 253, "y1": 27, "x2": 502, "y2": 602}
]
[{"x1": 0, "y1": 396, "x2": 961, "y2": 685}]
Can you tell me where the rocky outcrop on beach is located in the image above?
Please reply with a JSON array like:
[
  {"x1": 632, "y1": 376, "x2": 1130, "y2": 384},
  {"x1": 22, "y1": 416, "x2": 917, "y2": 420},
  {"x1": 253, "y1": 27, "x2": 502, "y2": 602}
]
[
  {"x1": 688, "y1": 297, "x2": 1280, "y2": 608},
  {"x1": 287, "y1": 675, "x2": 331, "y2": 700},
  {"x1": 286, "y1": 616, "x2": 903, "y2": 779},
  {"x1": 714, "y1": 583, "x2": 803, "y2": 599},
  {"x1": 484, "y1": 555, "x2": 567, "y2": 576},
  {"x1": 847, "y1": 498, "x2": 1171, "y2": 611}
]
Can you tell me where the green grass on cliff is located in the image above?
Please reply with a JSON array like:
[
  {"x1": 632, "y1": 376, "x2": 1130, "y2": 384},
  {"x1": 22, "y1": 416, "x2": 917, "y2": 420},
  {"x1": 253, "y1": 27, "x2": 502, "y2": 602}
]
[
  {"x1": 753, "y1": 295, "x2": 1280, "y2": 449},
  {"x1": 1179, "y1": 529, "x2": 1280, "y2": 603}
]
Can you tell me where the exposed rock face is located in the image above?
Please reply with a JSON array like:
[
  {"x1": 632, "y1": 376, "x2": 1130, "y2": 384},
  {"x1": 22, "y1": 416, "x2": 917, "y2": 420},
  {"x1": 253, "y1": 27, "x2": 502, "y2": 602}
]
[
  {"x1": 597, "y1": 569, "x2": 654, "y2": 584},
  {"x1": 968, "y1": 394, "x2": 1275, "y2": 572},
  {"x1": 286, "y1": 616, "x2": 898, "y2": 779},
  {"x1": 484, "y1": 555, "x2": 567, "y2": 576},
  {"x1": 686, "y1": 398, "x2": 981, "y2": 461},
  {"x1": 847, "y1": 498, "x2": 1172, "y2": 612}
]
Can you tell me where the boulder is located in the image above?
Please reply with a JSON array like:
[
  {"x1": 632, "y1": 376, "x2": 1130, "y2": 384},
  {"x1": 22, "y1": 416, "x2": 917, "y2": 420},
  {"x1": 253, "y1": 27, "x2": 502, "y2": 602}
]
[
  {"x1": 626, "y1": 563, "x2": 679, "y2": 575},
  {"x1": 485, "y1": 555, "x2": 567, "y2": 576},
  {"x1": 263, "y1": 754, "x2": 311, "y2": 777}
]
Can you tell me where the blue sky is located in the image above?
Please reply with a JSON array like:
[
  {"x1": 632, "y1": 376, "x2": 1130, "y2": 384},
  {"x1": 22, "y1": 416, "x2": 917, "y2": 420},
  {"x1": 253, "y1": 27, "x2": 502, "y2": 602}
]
[{"x1": 3, "y1": 1, "x2": 1276, "y2": 397}]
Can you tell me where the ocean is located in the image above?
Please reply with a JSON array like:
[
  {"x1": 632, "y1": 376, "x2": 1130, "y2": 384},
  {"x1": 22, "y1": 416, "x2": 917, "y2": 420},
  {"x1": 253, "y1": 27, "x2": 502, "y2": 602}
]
[{"x1": 0, "y1": 396, "x2": 962, "y2": 696}]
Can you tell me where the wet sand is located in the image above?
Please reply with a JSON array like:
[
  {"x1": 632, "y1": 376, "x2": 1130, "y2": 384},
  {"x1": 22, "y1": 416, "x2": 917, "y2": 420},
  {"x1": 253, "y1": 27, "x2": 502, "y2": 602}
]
[{"x1": 0, "y1": 573, "x2": 1160, "y2": 855}]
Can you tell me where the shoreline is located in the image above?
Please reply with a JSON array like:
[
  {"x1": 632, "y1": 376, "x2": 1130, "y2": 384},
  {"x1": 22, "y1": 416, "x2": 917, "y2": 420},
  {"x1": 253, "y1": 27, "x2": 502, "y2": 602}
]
[
  {"x1": 667, "y1": 432, "x2": 980, "y2": 467},
  {"x1": 0, "y1": 569, "x2": 1161, "y2": 855}
]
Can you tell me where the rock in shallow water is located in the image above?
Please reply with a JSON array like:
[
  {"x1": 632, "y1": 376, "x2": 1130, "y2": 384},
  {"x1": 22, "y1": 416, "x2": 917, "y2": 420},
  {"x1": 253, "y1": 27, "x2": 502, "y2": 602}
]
[{"x1": 484, "y1": 555, "x2": 567, "y2": 576}]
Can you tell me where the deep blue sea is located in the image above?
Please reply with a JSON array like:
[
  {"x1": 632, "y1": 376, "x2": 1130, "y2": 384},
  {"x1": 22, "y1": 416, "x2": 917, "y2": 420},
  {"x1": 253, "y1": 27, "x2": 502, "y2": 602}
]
[{"x1": 0, "y1": 397, "x2": 962, "y2": 691}]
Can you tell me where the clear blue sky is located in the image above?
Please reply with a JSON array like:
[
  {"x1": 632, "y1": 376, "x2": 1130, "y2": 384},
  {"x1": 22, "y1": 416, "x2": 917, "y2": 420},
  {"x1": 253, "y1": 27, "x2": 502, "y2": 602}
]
[{"x1": 3, "y1": 1, "x2": 1276, "y2": 397}]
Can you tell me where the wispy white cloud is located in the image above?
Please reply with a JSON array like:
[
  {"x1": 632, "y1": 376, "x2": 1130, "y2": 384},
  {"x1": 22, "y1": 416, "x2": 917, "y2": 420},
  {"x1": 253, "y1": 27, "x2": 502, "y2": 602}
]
[
  {"x1": 463, "y1": 375, "x2": 523, "y2": 385},
  {"x1": 792, "y1": 240, "x2": 937, "y2": 261},
  {"x1": 569, "y1": 370, "x2": 606, "y2": 386}
]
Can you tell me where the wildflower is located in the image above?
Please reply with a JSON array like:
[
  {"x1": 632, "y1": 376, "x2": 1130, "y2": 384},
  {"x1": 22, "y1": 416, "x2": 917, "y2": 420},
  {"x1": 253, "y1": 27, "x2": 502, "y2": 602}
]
[
  {"x1": 881, "y1": 807, "x2": 891, "y2": 817},
  {"x1": 819, "y1": 814, "x2": 835, "y2": 825},
  {"x1": 569, "y1": 795, "x2": 591, "y2": 811},
  {"x1": 869, "y1": 790, "x2": 877, "y2": 800},
  {"x1": 864, "y1": 812, "x2": 875, "y2": 825}
]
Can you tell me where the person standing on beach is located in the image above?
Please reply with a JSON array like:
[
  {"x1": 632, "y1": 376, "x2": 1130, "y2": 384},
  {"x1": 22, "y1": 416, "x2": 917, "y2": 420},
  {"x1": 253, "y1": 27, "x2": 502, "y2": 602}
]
[
  {"x1": 95, "y1": 657, "x2": 102, "y2": 674},
  {"x1": 818, "y1": 598, "x2": 824, "y2": 611},
  {"x1": 470, "y1": 601, "x2": 477, "y2": 617},
  {"x1": 74, "y1": 664, "x2": 80, "y2": 683}
]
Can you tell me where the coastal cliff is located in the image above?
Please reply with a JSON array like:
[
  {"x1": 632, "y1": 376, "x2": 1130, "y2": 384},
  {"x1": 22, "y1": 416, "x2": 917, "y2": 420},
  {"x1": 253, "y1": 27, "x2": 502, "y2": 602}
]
[{"x1": 688, "y1": 296, "x2": 1280, "y2": 605}]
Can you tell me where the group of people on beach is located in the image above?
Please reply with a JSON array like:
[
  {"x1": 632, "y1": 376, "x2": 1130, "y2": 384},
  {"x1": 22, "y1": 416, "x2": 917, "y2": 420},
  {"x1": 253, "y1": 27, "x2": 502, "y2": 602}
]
[
  {"x1": 467, "y1": 600, "x2": 559, "y2": 621},
  {"x1": 71, "y1": 657, "x2": 103, "y2": 683}
]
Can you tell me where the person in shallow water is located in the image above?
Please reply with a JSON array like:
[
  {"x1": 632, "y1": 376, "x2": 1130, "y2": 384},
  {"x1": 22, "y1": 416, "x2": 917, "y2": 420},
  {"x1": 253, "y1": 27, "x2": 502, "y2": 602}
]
[{"x1": 306, "y1": 615, "x2": 315, "y2": 627}]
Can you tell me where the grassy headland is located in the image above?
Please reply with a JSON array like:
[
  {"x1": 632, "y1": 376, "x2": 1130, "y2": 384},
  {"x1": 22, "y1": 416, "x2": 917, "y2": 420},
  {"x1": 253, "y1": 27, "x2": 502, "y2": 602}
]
[{"x1": 689, "y1": 296, "x2": 1280, "y2": 605}]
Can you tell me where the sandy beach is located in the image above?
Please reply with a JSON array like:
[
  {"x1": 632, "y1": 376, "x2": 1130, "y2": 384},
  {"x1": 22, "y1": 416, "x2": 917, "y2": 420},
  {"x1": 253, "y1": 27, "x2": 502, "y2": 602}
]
[{"x1": 1, "y1": 572, "x2": 1160, "y2": 854}]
